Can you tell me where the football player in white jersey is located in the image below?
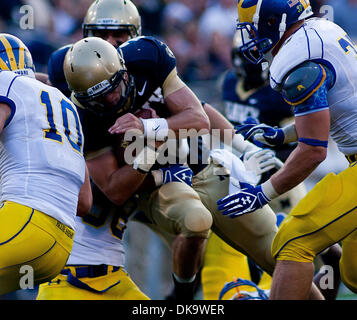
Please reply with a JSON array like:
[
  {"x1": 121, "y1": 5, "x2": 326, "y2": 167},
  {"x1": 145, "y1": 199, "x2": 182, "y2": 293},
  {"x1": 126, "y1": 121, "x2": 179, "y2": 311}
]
[
  {"x1": 218, "y1": 0, "x2": 357, "y2": 299},
  {"x1": 36, "y1": 0, "x2": 149, "y2": 300},
  {"x1": 0, "y1": 33, "x2": 91, "y2": 295}
]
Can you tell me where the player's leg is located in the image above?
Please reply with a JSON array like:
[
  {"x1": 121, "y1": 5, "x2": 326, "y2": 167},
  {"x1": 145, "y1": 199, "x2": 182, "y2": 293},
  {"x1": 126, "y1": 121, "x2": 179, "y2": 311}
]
[
  {"x1": 0, "y1": 201, "x2": 73, "y2": 295},
  {"x1": 270, "y1": 167, "x2": 357, "y2": 299},
  {"x1": 139, "y1": 182, "x2": 212, "y2": 300},
  {"x1": 339, "y1": 230, "x2": 357, "y2": 294},
  {"x1": 193, "y1": 162, "x2": 277, "y2": 275},
  {"x1": 37, "y1": 266, "x2": 149, "y2": 300}
]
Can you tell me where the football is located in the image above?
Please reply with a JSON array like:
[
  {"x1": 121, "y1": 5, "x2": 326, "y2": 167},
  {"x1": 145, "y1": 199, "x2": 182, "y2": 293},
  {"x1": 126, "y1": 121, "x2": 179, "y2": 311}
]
[{"x1": 113, "y1": 108, "x2": 156, "y2": 165}]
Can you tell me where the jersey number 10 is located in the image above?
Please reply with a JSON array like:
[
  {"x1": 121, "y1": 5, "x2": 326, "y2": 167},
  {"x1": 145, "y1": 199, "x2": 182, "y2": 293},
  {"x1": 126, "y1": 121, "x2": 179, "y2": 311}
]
[{"x1": 40, "y1": 90, "x2": 83, "y2": 154}]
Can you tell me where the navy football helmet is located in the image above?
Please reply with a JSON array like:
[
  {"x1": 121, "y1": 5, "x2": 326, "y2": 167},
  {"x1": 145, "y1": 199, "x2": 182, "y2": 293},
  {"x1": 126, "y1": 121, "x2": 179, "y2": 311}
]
[{"x1": 236, "y1": 0, "x2": 313, "y2": 64}]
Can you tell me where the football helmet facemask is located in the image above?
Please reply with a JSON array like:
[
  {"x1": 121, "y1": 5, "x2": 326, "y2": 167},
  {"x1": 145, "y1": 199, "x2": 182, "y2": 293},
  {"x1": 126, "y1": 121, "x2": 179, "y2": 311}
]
[
  {"x1": 231, "y1": 30, "x2": 267, "y2": 88},
  {"x1": 0, "y1": 33, "x2": 35, "y2": 77},
  {"x1": 236, "y1": 0, "x2": 313, "y2": 64},
  {"x1": 83, "y1": 0, "x2": 142, "y2": 41},
  {"x1": 64, "y1": 37, "x2": 136, "y2": 118}
]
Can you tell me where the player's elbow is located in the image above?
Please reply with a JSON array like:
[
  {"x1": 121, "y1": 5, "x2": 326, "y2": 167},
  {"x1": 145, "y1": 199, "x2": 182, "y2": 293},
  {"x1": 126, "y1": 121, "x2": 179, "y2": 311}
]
[
  {"x1": 308, "y1": 147, "x2": 327, "y2": 166},
  {"x1": 193, "y1": 109, "x2": 211, "y2": 132},
  {"x1": 105, "y1": 189, "x2": 127, "y2": 206}
]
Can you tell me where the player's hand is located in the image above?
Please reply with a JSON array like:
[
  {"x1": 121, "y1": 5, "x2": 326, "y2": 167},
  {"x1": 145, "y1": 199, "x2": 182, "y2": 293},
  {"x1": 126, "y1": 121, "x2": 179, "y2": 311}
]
[
  {"x1": 152, "y1": 164, "x2": 193, "y2": 187},
  {"x1": 242, "y1": 149, "x2": 284, "y2": 176},
  {"x1": 217, "y1": 182, "x2": 271, "y2": 218},
  {"x1": 235, "y1": 123, "x2": 285, "y2": 147},
  {"x1": 108, "y1": 113, "x2": 144, "y2": 135}
]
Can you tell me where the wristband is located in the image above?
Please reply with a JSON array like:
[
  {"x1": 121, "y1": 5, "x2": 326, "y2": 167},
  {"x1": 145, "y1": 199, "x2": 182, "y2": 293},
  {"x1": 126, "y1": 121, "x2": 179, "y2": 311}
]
[
  {"x1": 282, "y1": 123, "x2": 298, "y2": 143},
  {"x1": 261, "y1": 179, "x2": 280, "y2": 200},
  {"x1": 151, "y1": 169, "x2": 163, "y2": 186},
  {"x1": 141, "y1": 118, "x2": 169, "y2": 141},
  {"x1": 132, "y1": 145, "x2": 159, "y2": 173}
]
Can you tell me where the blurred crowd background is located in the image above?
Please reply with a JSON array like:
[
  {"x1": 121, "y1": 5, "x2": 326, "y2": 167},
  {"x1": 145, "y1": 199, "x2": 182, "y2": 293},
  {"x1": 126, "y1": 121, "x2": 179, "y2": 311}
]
[
  {"x1": 1, "y1": 0, "x2": 356, "y2": 83},
  {"x1": 0, "y1": 0, "x2": 357, "y2": 300}
]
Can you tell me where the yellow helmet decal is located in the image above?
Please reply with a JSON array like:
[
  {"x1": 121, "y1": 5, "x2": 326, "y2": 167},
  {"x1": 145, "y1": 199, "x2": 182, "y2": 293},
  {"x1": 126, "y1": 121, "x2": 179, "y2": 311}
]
[
  {"x1": 0, "y1": 36, "x2": 18, "y2": 70},
  {"x1": 237, "y1": 0, "x2": 258, "y2": 23}
]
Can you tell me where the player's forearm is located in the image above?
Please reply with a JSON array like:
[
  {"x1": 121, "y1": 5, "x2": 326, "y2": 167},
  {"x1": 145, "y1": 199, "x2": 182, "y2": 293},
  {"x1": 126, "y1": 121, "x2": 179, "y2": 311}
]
[
  {"x1": 105, "y1": 165, "x2": 147, "y2": 205},
  {"x1": 167, "y1": 107, "x2": 210, "y2": 137},
  {"x1": 270, "y1": 143, "x2": 326, "y2": 195}
]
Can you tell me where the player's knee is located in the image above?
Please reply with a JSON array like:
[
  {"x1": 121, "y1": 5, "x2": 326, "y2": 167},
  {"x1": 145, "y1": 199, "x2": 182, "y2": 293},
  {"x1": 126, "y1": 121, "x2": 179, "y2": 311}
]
[
  {"x1": 183, "y1": 205, "x2": 212, "y2": 238},
  {"x1": 272, "y1": 237, "x2": 315, "y2": 263}
]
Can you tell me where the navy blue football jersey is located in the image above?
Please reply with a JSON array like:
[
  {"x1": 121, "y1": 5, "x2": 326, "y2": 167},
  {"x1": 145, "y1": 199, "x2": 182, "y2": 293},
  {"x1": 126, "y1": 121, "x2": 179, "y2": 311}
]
[
  {"x1": 47, "y1": 36, "x2": 177, "y2": 155},
  {"x1": 222, "y1": 70, "x2": 295, "y2": 162},
  {"x1": 222, "y1": 70, "x2": 293, "y2": 127}
]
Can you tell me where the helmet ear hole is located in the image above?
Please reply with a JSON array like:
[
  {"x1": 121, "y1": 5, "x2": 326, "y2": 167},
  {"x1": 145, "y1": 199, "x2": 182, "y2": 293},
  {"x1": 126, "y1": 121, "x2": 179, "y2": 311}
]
[{"x1": 267, "y1": 15, "x2": 277, "y2": 27}]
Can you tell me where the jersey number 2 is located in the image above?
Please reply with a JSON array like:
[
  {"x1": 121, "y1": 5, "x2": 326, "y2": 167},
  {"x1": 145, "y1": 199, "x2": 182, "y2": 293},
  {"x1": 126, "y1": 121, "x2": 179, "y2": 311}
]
[{"x1": 40, "y1": 90, "x2": 83, "y2": 154}]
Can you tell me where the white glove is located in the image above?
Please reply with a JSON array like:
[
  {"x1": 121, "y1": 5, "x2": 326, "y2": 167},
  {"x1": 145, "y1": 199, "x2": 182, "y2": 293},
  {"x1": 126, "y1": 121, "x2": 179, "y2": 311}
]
[{"x1": 243, "y1": 149, "x2": 279, "y2": 176}]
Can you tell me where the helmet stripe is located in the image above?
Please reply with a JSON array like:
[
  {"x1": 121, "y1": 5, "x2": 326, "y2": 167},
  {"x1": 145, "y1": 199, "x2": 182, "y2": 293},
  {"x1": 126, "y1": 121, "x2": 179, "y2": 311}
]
[
  {"x1": 18, "y1": 47, "x2": 25, "y2": 69},
  {"x1": 0, "y1": 36, "x2": 17, "y2": 70},
  {"x1": 0, "y1": 56, "x2": 10, "y2": 70}
]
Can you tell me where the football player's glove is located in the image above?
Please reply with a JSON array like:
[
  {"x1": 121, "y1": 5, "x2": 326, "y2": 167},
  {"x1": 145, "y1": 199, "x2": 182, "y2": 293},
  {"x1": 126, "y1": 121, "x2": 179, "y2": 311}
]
[
  {"x1": 217, "y1": 182, "x2": 271, "y2": 218},
  {"x1": 152, "y1": 164, "x2": 193, "y2": 187},
  {"x1": 242, "y1": 149, "x2": 278, "y2": 176},
  {"x1": 219, "y1": 278, "x2": 269, "y2": 300},
  {"x1": 236, "y1": 122, "x2": 285, "y2": 147}
]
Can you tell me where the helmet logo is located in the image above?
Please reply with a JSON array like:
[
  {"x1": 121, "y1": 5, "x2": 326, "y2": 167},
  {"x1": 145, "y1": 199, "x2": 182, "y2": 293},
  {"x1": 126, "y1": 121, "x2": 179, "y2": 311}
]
[
  {"x1": 96, "y1": 18, "x2": 120, "y2": 25},
  {"x1": 87, "y1": 79, "x2": 111, "y2": 96}
]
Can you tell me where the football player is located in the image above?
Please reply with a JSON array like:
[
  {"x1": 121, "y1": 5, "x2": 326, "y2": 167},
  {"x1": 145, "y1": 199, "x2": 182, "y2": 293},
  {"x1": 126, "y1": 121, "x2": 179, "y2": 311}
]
[
  {"x1": 204, "y1": 25, "x2": 342, "y2": 301},
  {"x1": 42, "y1": 0, "x2": 283, "y2": 300},
  {"x1": 36, "y1": 0, "x2": 150, "y2": 300},
  {"x1": 0, "y1": 34, "x2": 91, "y2": 295},
  {"x1": 218, "y1": 0, "x2": 357, "y2": 299}
]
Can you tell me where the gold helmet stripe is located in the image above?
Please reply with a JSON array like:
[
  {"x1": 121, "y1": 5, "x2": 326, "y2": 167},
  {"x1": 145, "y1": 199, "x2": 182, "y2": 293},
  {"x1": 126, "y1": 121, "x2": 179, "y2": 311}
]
[
  {"x1": 18, "y1": 47, "x2": 25, "y2": 69},
  {"x1": 0, "y1": 36, "x2": 17, "y2": 70},
  {"x1": 0, "y1": 56, "x2": 10, "y2": 70}
]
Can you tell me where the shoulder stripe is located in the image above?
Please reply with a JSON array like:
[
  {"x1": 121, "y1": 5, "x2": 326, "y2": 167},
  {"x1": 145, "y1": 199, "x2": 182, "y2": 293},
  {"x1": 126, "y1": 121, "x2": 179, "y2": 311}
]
[
  {"x1": 303, "y1": 26, "x2": 311, "y2": 60},
  {"x1": 283, "y1": 65, "x2": 326, "y2": 106},
  {"x1": 312, "y1": 28, "x2": 324, "y2": 59},
  {"x1": 6, "y1": 75, "x2": 19, "y2": 97}
]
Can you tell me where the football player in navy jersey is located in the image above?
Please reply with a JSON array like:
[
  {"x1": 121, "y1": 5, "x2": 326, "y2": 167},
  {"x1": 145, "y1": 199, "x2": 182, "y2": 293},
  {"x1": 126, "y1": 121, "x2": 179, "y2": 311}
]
[{"x1": 43, "y1": 0, "x2": 284, "y2": 301}]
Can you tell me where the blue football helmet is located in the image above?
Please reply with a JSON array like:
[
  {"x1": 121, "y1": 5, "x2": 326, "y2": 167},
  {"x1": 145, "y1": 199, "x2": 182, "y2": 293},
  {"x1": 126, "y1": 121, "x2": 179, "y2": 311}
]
[
  {"x1": 236, "y1": 0, "x2": 313, "y2": 64},
  {"x1": 0, "y1": 33, "x2": 35, "y2": 76},
  {"x1": 219, "y1": 278, "x2": 269, "y2": 300}
]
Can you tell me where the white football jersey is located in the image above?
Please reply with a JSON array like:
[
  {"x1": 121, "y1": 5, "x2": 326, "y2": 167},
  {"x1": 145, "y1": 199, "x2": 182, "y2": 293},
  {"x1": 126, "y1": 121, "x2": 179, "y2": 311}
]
[
  {"x1": 270, "y1": 18, "x2": 357, "y2": 156},
  {"x1": 0, "y1": 71, "x2": 85, "y2": 230},
  {"x1": 67, "y1": 185, "x2": 133, "y2": 267}
]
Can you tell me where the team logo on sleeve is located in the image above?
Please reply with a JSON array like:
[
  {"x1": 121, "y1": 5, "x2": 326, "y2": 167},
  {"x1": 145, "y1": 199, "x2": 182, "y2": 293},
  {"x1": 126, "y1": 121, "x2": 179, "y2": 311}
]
[{"x1": 165, "y1": 46, "x2": 175, "y2": 59}]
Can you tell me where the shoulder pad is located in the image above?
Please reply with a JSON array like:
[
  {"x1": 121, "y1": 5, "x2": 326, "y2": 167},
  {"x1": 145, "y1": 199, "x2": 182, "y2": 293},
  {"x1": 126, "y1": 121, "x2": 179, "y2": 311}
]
[
  {"x1": 281, "y1": 61, "x2": 325, "y2": 105},
  {"x1": 48, "y1": 44, "x2": 72, "y2": 97}
]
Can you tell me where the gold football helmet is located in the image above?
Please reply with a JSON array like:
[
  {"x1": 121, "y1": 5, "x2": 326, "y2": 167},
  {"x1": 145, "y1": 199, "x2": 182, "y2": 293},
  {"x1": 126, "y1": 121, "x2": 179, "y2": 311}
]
[
  {"x1": 83, "y1": 0, "x2": 141, "y2": 39},
  {"x1": 64, "y1": 37, "x2": 136, "y2": 117}
]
